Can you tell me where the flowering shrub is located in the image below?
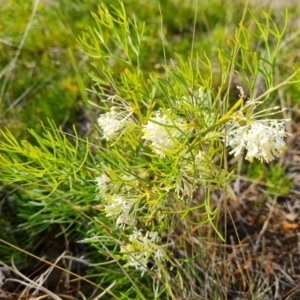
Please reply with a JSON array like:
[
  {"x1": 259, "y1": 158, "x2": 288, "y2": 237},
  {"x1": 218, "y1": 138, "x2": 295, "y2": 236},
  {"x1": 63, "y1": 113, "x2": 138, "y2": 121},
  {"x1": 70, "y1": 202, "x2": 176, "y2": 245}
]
[
  {"x1": 94, "y1": 88, "x2": 290, "y2": 279},
  {"x1": 79, "y1": 3, "x2": 297, "y2": 297}
]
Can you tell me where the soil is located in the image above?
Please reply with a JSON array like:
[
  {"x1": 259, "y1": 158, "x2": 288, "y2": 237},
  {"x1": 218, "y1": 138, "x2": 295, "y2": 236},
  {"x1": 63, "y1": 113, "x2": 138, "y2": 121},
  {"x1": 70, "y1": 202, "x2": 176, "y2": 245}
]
[{"x1": 210, "y1": 124, "x2": 300, "y2": 299}]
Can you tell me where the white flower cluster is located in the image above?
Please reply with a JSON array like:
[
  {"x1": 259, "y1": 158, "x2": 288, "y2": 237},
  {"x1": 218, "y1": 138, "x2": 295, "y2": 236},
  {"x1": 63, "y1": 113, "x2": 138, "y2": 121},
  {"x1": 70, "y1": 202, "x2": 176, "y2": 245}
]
[
  {"x1": 121, "y1": 230, "x2": 166, "y2": 276},
  {"x1": 98, "y1": 107, "x2": 133, "y2": 141},
  {"x1": 96, "y1": 168, "x2": 169, "y2": 275},
  {"x1": 105, "y1": 195, "x2": 137, "y2": 228},
  {"x1": 95, "y1": 172, "x2": 111, "y2": 198},
  {"x1": 142, "y1": 111, "x2": 186, "y2": 158},
  {"x1": 96, "y1": 172, "x2": 138, "y2": 228},
  {"x1": 227, "y1": 118, "x2": 288, "y2": 162}
]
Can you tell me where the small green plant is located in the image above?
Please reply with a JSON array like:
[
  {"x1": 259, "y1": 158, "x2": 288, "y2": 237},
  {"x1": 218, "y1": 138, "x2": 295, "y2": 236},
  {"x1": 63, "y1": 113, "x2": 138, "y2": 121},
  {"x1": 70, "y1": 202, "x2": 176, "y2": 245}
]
[
  {"x1": 248, "y1": 162, "x2": 292, "y2": 195},
  {"x1": 79, "y1": 3, "x2": 297, "y2": 297},
  {"x1": 0, "y1": 1, "x2": 299, "y2": 299}
]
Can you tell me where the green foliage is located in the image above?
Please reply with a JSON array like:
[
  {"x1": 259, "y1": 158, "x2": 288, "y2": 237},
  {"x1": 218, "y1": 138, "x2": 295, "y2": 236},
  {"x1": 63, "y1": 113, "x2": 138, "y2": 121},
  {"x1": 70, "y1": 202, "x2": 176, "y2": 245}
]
[
  {"x1": 248, "y1": 162, "x2": 292, "y2": 195},
  {"x1": 0, "y1": 120, "x2": 93, "y2": 241},
  {"x1": 1, "y1": 1, "x2": 300, "y2": 299},
  {"x1": 0, "y1": 0, "x2": 95, "y2": 136}
]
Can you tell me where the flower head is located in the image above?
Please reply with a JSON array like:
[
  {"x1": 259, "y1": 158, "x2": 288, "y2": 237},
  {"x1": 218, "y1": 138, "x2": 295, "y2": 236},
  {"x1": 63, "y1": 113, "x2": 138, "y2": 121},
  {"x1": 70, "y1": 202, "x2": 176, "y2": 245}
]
[
  {"x1": 142, "y1": 111, "x2": 187, "y2": 157},
  {"x1": 98, "y1": 107, "x2": 133, "y2": 141},
  {"x1": 104, "y1": 194, "x2": 137, "y2": 228},
  {"x1": 95, "y1": 172, "x2": 111, "y2": 198},
  {"x1": 227, "y1": 119, "x2": 288, "y2": 162},
  {"x1": 120, "y1": 230, "x2": 167, "y2": 276}
]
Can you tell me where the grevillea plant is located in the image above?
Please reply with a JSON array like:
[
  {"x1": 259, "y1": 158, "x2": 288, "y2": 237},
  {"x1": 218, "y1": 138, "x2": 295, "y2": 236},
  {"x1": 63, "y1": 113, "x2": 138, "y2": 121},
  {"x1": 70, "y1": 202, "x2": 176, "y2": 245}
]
[{"x1": 79, "y1": 3, "x2": 297, "y2": 295}]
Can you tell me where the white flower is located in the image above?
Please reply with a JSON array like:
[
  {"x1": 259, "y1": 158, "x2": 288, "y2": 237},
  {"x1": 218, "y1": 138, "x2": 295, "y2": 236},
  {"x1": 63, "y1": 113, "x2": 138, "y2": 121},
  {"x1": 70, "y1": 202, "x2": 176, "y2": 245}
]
[
  {"x1": 104, "y1": 195, "x2": 137, "y2": 228},
  {"x1": 120, "y1": 230, "x2": 166, "y2": 276},
  {"x1": 95, "y1": 173, "x2": 111, "y2": 197},
  {"x1": 96, "y1": 170, "x2": 143, "y2": 227},
  {"x1": 227, "y1": 119, "x2": 288, "y2": 162},
  {"x1": 142, "y1": 111, "x2": 186, "y2": 157},
  {"x1": 98, "y1": 107, "x2": 133, "y2": 141}
]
